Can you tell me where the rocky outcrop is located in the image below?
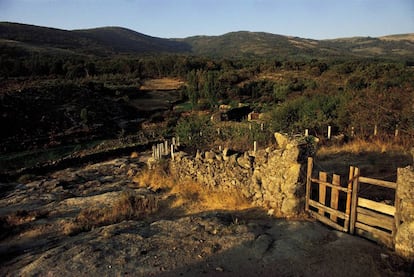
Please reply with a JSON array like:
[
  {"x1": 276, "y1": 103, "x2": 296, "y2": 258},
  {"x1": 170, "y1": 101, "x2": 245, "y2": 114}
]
[
  {"x1": 170, "y1": 133, "x2": 305, "y2": 217},
  {"x1": 395, "y1": 166, "x2": 414, "y2": 260}
]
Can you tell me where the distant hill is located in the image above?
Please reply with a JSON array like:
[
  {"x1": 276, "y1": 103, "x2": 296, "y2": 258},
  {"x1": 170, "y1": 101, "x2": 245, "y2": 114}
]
[
  {"x1": 320, "y1": 35, "x2": 414, "y2": 58},
  {"x1": 182, "y1": 31, "x2": 414, "y2": 59},
  {"x1": 181, "y1": 31, "x2": 319, "y2": 58},
  {"x1": 0, "y1": 22, "x2": 413, "y2": 59},
  {"x1": 74, "y1": 27, "x2": 191, "y2": 54},
  {"x1": 0, "y1": 22, "x2": 190, "y2": 55}
]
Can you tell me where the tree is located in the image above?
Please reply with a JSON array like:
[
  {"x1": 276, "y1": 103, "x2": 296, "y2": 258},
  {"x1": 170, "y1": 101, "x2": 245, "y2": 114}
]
[{"x1": 186, "y1": 70, "x2": 199, "y2": 109}]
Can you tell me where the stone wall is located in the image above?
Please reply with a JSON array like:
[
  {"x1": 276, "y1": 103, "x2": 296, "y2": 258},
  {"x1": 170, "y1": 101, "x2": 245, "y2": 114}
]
[
  {"x1": 395, "y1": 166, "x2": 414, "y2": 260},
  {"x1": 169, "y1": 133, "x2": 306, "y2": 217}
]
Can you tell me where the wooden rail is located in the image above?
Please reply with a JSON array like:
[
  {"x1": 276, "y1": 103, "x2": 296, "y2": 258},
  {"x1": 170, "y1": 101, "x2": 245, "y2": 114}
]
[
  {"x1": 357, "y1": 198, "x2": 395, "y2": 216},
  {"x1": 358, "y1": 176, "x2": 397, "y2": 189},
  {"x1": 310, "y1": 178, "x2": 350, "y2": 192}
]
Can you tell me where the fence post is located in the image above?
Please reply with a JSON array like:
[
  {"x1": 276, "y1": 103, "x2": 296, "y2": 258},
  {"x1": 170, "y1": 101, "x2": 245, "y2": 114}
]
[
  {"x1": 305, "y1": 129, "x2": 309, "y2": 137},
  {"x1": 171, "y1": 144, "x2": 174, "y2": 161},
  {"x1": 319, "y1": 172, "x2": 327, "y2": 215},
  {"x1": 330, "y1": 174, "x2": 340, "y2": 222},
  {"x1": 159, "y1": 143, "x2": 163, "y2": 158},
  {"x1": 305, "y1": 157, "x2": 313, "y2": 212},
  {"x1": 155, "y1": 144, "x2": 159, "y2": 160},
  {"x1": 344, "y1": 166, "x2": 355, "y2": 231},
  {"x1": 395, "y1": 125, "x2": 399, "y2": 137},
  {"x1": 253, "y1": 141, "x2": 257, "y2": 153},
  {"x1": 177, "y1": 136, "x2": 180, "y2": 147},
  {"x1": 350, "y1": 167, "x2": 360, "y2": 234},
  {"x1": 351, "y1": 127, "x2": 355, "y2": 137},
  {"x1": 374, "y1": 125, "x2": 378, "y2": 136},
  {"x1": 327, "y1": 126, "x2": 332, "y2": 140},
  {"x1": 164, "y1": 140, "x2": 168, "y2": 155},
  {"x1": 261, "y1": 123, "x2": 264, "y2": 131}
]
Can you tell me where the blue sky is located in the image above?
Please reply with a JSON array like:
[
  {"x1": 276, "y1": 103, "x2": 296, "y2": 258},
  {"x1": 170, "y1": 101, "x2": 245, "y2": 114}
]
[{"x1": 1, "y1": 0, "x2": 413, "y2": 39}]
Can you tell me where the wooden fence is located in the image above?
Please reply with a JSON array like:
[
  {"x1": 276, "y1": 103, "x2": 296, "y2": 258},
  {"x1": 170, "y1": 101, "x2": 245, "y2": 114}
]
[{"x1": 306, "y1": 157, "x2": 399, "y2": 248}]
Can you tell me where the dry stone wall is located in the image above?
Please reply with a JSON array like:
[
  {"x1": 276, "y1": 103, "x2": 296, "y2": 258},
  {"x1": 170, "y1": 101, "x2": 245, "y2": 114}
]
[
  {"x1": 169, "y1": 133, "x2": 306, "y2": 217},
  {"x1": 395, "y1": 166, "x2": 414, "y2": 260}
]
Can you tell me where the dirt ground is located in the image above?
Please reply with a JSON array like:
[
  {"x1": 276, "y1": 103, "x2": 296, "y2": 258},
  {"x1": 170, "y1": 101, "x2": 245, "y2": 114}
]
[{"x1": 0, "y1": 154, "x2": 412, "y2": 276}]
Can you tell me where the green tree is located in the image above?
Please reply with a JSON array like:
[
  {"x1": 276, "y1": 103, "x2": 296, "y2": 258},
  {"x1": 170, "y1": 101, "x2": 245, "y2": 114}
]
[{"x1": 174, "y1": 114, "x2": 213, "y2": 147}]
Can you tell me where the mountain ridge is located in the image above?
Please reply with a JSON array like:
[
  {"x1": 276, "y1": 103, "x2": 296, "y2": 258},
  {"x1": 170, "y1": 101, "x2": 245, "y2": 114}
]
[{"x1": 1, "y1": 22, "x2": 413, "y2": 59}]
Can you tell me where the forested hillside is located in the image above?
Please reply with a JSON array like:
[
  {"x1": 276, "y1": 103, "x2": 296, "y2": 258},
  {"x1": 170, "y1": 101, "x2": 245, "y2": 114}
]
[{"x1": 1, "y1": 22, "x2": 413, "y2": 155}]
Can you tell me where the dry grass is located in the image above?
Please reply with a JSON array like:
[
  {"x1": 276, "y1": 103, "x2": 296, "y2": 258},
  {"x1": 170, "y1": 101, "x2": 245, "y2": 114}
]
[
  {"x1": 64, "y1": 190, "x2": 158, "y2": 235},
  {"x1": 317, "y1": 138, "x2": 408, "y2": 156},
  {"x1": 133, "y1": 165, "x2": 253, "y2": 215},
  {"x1": 140, "y1": 78, "x2": 184, "y2": 90},
  {"x1": 0, "y1": 209, "x2": 49, "y2": 240}
]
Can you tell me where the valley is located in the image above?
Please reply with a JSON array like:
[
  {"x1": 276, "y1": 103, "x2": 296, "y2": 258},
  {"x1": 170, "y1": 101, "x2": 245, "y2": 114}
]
[{"x1": 1, "y1": 21, "x2": 414, "y2": 276}]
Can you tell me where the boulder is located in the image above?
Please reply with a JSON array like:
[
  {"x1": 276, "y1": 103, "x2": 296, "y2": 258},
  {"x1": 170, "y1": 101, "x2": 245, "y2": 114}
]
[
  {"x1": 281, "y1": 196, "x2": 301, "y2": 216},
  {"x1": 274, "y1": 132, "x2": 289, "y2": 149},
  {"x1": 237, "y1": 153, "x2": 251, "y2": 169},
  {"x1": 205, "y1": 151, "x2": 216, "y2": 163},
  {"x1": 395, "y1": 221, "x2": 414, "y2": 260},
  {"x1": 397, "y1": 167, "x2": 414, "y2": 222}
]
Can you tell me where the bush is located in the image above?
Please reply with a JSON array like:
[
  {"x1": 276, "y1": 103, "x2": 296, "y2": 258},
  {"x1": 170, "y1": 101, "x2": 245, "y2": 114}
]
[
  {"x1": 214, "y1": 122, "x2": 272, "y2": 151},
  {"x1": 174, "y1": 114, "x2": 213, "y2": 148},
  {"x1": 268, "y1": 94, "x2": 341, "y2": 135}
]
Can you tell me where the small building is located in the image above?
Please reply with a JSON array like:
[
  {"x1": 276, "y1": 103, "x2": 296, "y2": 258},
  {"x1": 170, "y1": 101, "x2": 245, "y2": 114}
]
[{"x1": 248, "y1": 112, "x2": 261, "y2": 121}]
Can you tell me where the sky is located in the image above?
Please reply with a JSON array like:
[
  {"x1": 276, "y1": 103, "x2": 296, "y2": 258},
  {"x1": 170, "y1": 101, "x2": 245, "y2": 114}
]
[{"x1": 0, "y1": 0, "x2": 413, "y2": 39}]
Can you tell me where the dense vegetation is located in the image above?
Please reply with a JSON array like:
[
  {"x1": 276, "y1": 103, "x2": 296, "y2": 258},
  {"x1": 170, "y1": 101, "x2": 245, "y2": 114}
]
[{"x1": 1, "y1": 22, "x2": 414, "y2": 156}]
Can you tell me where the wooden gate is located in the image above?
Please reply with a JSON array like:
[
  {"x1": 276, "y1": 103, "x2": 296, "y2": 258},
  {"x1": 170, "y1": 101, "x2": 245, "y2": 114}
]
[
  {"x1": 306, "y1": 157, "x2": 399, "y2": 248},
  {"x1": 305, "y1": 157, "x2": 354, "y2": 232},
  {"x1": 350, "y1": 175, "x2": 399, "y2": 248}
]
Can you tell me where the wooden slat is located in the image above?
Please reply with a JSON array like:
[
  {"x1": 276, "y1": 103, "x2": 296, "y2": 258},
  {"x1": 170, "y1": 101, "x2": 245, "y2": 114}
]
[
  {"x1": 344, "y1": 166, "x2": 354, "y2": 230},
  {"x1": 355, "y1": 222, "x2": 393, "y2": 248},
  {"x1": 358, "y1": 197, "x2": 395, "y2": 216},
  {"x1": 330, "y1": 174, "x2": 340, "y2": 221},
  {"x1": 318, "y1": 172, "x2": 327, "y2": 215},
  {"x1": 310, "y1": 178, "x2": 350, "y2": 192},
  {"x1": 309, "y1": 199, "x2": 348, "y2": 220},
  {"x1": 358, "y1": 176, "x2": 396, "y2": 189},
  {"x1": 393, "y1": 182, "x2": 400, "y2": 238},
  {"x1": 305, "y1": 157, "x2": 313, "y2": 212},
  {"x1": 350, "y1": 167, "x2": 360, "y2": 234},
  {"x1": 357, "y1": 207, "x2": 394, "y2": 231},
  {"x1": 309, "y1": 210, "x2": 348, "y2": 232}
]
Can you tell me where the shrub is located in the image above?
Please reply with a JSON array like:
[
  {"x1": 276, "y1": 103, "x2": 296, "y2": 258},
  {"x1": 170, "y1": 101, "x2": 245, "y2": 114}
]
[
  {"x1": 268, "y1": 94, "x2": 341, "y2": 135},
  {"x1": 214, "y1": 122, "x2": 273, "y2": 151},
  {"x1": 174, "y1": 114, "x2": 213, "y2": 148}
]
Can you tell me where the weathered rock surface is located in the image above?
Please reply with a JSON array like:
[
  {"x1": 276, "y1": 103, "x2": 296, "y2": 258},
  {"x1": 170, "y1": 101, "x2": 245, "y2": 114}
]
[{"x1": 1, "y1": 213, "x2": 406, "y2": 277}]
